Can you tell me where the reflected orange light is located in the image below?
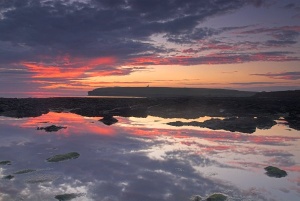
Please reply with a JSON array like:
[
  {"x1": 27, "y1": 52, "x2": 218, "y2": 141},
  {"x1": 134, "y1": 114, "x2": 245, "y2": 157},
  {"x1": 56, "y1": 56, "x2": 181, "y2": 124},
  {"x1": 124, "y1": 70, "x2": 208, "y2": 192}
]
[{"x1": 20, "y1": 112, "x2": 116, "y2": 136}]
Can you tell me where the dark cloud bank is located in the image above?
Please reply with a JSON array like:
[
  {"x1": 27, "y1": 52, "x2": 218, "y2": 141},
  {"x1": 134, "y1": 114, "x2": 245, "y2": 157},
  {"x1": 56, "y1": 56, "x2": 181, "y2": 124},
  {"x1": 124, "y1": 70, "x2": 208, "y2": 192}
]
[
  {"x1": 0, "y1": 0, "x2": 295, "y2": 64},
  {"x1": 0, "y1": 0, "x2": 299, "y2": 96}
]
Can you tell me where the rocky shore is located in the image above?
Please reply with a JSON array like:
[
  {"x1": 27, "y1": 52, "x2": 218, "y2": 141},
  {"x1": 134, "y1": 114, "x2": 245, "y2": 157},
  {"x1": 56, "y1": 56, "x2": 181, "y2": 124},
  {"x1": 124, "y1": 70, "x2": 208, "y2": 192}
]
[{"x1": 0, "y1": 93, "x2": 299, "y2": 133}]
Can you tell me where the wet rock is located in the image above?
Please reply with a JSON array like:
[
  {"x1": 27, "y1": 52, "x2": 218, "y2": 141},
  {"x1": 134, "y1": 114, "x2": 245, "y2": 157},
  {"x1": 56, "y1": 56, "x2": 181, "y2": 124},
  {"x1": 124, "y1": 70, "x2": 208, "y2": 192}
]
[
  {"x1": 264, "y1": 166, "x2": 287, "y2": 178},
  {"x1": 206, "y1": 193, "x2": 227, "y2": 201},
  {"x1": 55, "y1": 193, "x2": 85, "y2": 201},
  {"x1": 0, "y1": 160, "x2": 11, "y2": 165},
  {"x1": 190, "y1": 195, "x2": 202, "y2": 201},
  {"x1": 99, "y1": 115, "x2": 118, "y2": 125},
  {"x1": 168, "y1": 116, "x2": 277, "y2": 133},
  {"x1": 256, "y1": 116, "x2": 277, "y2": 129},
  {"x1": 285, "y1": 113, "x2": 300, "y2": 130},
  {"x1": 14, "y1": 169, "x2": 36, "y2": 174},
  {"x1": 26, "y1": 174, "x2": 59, "y2": 183},
  {"x1": 37, "y1": 125, "x2": 67, "y2": 132},
  {"x1": 2, "y1": 175, "x2": 14, "y2": 180},
  {"x1": 47, "y1": 152, "x2": 80, "y2": 162},
  {"x1": 167, "y1": 121, "x2": 185, "y2": 127},
  {"x1": 201, "y1": 117, "x2": 257, "y2": 133},
  {"x1": 167, "y1": 117, "x2": 257, "y2": 133}
]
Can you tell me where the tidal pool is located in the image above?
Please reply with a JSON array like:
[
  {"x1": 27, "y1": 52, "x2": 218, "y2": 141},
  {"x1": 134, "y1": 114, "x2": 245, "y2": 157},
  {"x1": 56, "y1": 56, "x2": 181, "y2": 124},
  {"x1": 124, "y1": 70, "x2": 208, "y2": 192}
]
[{"x1": 0, "y1": 112, "x2": 299, "y2": 201}]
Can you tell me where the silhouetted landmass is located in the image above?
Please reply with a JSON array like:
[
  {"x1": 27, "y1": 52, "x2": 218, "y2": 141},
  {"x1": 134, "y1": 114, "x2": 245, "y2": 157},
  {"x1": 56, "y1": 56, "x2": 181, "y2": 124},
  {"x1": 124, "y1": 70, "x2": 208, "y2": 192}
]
[
  {"x1": 88, "y1": 87, "x2": 255, "y2": 97},
  {"x1": 0, "y1": 89, "x2": 299, "y2": 133}
]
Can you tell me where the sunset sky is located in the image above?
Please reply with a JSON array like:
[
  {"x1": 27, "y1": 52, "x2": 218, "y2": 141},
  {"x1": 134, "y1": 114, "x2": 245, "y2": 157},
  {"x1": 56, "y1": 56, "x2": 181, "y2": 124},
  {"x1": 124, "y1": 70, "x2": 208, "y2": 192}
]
[{"x1": 0, "y1": 0, "x2": 299, "y2": 97}]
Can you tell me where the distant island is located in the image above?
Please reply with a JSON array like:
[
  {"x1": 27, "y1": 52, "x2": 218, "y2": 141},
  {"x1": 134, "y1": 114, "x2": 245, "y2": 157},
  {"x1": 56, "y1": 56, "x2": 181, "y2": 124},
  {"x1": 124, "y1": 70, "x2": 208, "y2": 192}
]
[{"x1": 88, "y1": 87, "x2": 256, "y2": 98}]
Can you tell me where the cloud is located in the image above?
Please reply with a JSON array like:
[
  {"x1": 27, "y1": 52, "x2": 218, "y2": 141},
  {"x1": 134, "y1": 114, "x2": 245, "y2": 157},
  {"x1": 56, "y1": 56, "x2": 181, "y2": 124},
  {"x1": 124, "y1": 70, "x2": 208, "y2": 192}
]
[
  {"x1": 0, "y1": 0, "x2": 283, "y2": 65},
  {"x1": 229, "y1": 82, "x2": 284, "y2": 85},
  {"x1": 127, "y1": 51, "x2": 299, "y2": 66},
  {"x1": 251, "y1": 72, "x2": 300, "y2": 80},
  {"x1": 0, "y1": 0, "x2": 298, "y2": 95},
  {"x1": 239, "y1": 26, "x2": 300, "y2": 47}
]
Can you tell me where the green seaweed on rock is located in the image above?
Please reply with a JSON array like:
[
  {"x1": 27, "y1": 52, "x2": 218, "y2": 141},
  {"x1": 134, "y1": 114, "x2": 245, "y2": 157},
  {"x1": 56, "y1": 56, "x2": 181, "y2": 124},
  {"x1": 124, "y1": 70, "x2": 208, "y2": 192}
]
[
  {"x1": 46, "y1": 152, "x2": 80, "y2": 162},
  {"x1": 14, "y1": 169, "x2": 36, "y2": 174},
  {"x1": 264, "y1": 166, "x2": 287, "y2": 178},
  {"x1": 190, "y1": 195, "x2": 202, "y2": 201},
  {"x1": 206, "y1": 193, "x2": 227, "y2": 201},
  {"x1": 55, "y1": 193, "x2": 85, "y2": 201},
  {"x1": 2, "y1": 175, "x2": 14, "y2": 180},
  {"x1": 0, "y1": 160, "x2": 11, "y2": 165}
]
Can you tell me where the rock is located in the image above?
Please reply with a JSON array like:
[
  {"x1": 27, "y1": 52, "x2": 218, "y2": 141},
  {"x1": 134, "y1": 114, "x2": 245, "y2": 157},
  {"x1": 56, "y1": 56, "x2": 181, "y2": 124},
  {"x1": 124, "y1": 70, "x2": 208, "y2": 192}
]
[
  {"x1": 190, "y1": 195, "x2": 202, "y2": 201},
  {"x1": 285, "y1": 113, "x2": 300, "y2": 130},
  {"x1": 167, "y1": 121, "x2": 185, "y2": 127},
  {"x1": 168, "y1": 116, "x2": 277, "y2": 133},
  {"x1": 46, "y1": 152, "x2": 80, "y2": 162},
  {"x1": 14, "y1": 169, "x2": 36, "y2": 174},
  {"x1": 256, "y1": 117, "x2": 277, "y2": 129},
  {"x1": 26, "y1": 174, "x2": 60, "y2": 183},
  {"x1": 0, "y1": 160, "x2": 11, "y2": 165},
  {"x1": 99, "y1": 115, "x2": 118, "y2": 125},
  {"x1": 2, "y1": 175, "x2": 14, "y2": 180},
  {"x1": 206, "y1": 193, "x2": 227, "y2": 201},
  {"x1": 167, "y1": 117, "x2": 257, "y2": 133},
  {"x1": 264, "y1": 166, "x2": 287, "y2": 178},
  {"x1": 55, "y1": 193, "x2": 85, "y2": 201},
  {"x1": 37, "y1": 125, "x2": 67, "y2": 132}
]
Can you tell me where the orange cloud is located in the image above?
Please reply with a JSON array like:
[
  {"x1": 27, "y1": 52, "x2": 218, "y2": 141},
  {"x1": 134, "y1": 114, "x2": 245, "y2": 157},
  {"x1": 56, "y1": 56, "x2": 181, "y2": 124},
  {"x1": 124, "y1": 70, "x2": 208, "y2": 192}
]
[{"x1": 21, "y1": 56, "x2": 116, "y2": 79}]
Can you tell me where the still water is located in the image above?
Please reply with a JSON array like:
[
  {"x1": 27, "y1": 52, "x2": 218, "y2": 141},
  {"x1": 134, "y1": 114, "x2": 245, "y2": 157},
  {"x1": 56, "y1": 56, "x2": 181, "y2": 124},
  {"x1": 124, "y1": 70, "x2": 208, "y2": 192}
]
[{"x1": 0, "y1": 112, "x2": 299, "y2": 201}]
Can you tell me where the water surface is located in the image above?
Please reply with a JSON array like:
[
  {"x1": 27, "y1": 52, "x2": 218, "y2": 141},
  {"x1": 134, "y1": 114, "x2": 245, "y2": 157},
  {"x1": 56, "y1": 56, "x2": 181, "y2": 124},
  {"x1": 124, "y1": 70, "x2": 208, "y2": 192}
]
[{"x1": 0, "y1": 112, "x2": 299, "y2": 201}]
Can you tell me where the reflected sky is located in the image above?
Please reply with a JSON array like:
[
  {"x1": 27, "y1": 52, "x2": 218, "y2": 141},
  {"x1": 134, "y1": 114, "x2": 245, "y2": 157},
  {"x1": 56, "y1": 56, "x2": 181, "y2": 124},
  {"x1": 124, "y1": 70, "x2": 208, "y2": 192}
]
[{"x1": 0, "y1": 112, "x2": 299, "y2": 201}]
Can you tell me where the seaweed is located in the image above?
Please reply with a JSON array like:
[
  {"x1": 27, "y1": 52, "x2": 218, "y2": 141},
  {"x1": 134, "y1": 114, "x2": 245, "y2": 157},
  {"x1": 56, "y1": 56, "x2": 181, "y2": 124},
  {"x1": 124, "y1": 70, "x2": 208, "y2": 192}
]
[
  {"x1": 55, "y1": 193, "x2": 85, "y2": 201},
  {"x1": 190, "y1": 195, "x2": 202, "y2": 201},
  {"x1": 206, "y1": 193, "x2": 227, "y2": 201},
  {"x1": 0, "y1": 160, "x2": 11, "y2": 165},
  {"x1": 14, "y1": 169, "x2": 36, "y2": 174},
  {"x1": 47, "y1": 152, "x2": 80, "y2": 162},
  {"x1": 264, "y1": 166, "x2": 287, "y2": 178},
  {"x1": 2, "y1": 175, "x2": 14, "y2": 180}
]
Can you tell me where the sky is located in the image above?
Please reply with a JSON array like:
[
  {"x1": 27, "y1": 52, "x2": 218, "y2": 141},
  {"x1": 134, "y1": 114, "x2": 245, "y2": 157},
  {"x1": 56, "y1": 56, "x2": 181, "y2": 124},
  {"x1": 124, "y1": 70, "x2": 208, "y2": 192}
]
[{"x1": 0, "y1": 0, "x2": 299, "y2": 97}]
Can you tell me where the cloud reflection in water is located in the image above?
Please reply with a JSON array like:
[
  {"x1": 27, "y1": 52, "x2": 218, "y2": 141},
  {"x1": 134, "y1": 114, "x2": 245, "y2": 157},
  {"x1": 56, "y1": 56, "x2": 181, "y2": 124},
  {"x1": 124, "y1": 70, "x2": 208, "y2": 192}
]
[{"x1": 0, "y1": 112, "x2": 299, "y2": 201}]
